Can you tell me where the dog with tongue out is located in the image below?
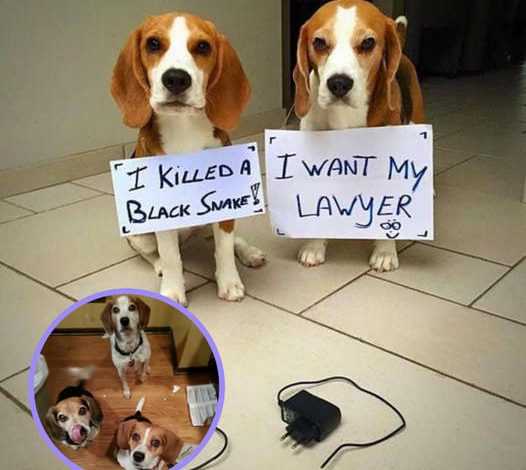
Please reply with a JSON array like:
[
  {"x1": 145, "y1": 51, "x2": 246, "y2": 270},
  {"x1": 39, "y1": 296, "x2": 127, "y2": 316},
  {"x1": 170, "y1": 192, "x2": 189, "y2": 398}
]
[{"x1": 44, "y1": 367, "x2": 104, "y2": 450}]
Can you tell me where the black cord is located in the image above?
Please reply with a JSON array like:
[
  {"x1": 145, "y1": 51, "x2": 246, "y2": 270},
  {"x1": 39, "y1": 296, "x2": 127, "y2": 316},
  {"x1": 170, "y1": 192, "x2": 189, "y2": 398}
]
[
  {"x1": 277, "y1": 376, "x2": 406, "y2": 469},
  {"x1": 187, "y1": 427, "x2": 228, "y2": 470}
]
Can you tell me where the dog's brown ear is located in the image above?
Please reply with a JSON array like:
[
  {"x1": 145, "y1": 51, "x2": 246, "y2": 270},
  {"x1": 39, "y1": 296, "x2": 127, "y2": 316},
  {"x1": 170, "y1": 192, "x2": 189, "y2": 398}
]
[
  {"x1": 293, "y1": 24, "x2": 312, "y2": 118},
  {"x1": 100, "y1": 300, "x2": 114, "y2": 335},
  {"x1": 110, "y1": 27, "x2": 152, "y2": 128},
  {"x1": 384, "y1": 18, "x2": 402, "y2": 111},
  {"x1": 205, "y1": 33, "x2": 251, "y2": 131},
  {"x1": 81, "y1": 395, "x2": 104, "y2": 426},
  {"x1": 44, "y1": 406, "x2": 66, "y2": 442},
  {"x1": 116, "y1": 420, "x2": 135, "y2": 450},
  {"x1": 161, "y1": 429, "x2": 183, "y2": 465},
  {"x1": 134, "y1": 297, "x2": 151, "y2": 330}
]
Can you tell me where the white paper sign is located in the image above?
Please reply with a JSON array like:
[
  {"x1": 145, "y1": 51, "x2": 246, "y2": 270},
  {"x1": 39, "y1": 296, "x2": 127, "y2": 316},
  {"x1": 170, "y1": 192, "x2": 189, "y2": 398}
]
[
  {"x1": 265, "y1": 125, "x2": 433, "y2": 240},
  {"x1": 110, "y1": 143, "x2": 265, "y2": 236}
]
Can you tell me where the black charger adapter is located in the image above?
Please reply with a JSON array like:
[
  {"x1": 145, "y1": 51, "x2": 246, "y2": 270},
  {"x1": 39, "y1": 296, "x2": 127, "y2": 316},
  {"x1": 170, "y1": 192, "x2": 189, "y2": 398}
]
[
  {"x1": 277, "y1": 376, "x2": 406, "y2": 468},
  {"x1": 280, "y1": 390, "x2": 341, "y2": 448}
]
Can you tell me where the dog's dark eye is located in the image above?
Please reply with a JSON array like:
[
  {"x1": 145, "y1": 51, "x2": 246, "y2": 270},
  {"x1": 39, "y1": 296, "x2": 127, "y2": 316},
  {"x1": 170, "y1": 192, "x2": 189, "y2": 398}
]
[
  {"x1": 58, "y1": 414, "x2": 68, "y2": 422},
  {"x1": 112, "y1": 306, "x2": 120, "y2": 314},
  {"x1": 132, "y1": 433, "x2": 141, "y2": 441},
  {"x1": 146, "y1": 37, "x2": 161, "y2": 52},
  {"x1": 78, "y1": 406, "x2": 87, "y2": 416},
  {"x1": 196, "y1": 40, "x2": 211, "y2": 55},
  {"x1": 360, "y1": 37, "x2": 376, "y2": 52},
  {"x1": 128, "y1": 304, "x2": 136, "y2": 311},
  {"x1": 313, "y1": 37, "x2": 328, "y2": 52},
  {"x1": 151, "y1": 439, "x2": 160, "y2": 448}
]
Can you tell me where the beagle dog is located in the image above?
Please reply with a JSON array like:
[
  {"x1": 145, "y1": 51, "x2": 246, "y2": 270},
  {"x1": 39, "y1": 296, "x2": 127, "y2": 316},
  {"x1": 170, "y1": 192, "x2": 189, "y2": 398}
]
[
  {"x1": 44, "y1": 367, "x2": 103, "y2": 449},
  {"x1": 115, "y1": 397, "x2": 183, "y2": 470},
  {"x1": 293, "y1": 0, "x2": 425, "y2": 272},
  {"x1": 101, "y1": 295, "x2": 152, "y2": 399},
  {"x1": 110, "y1": 13, "x2": 266, "y2": 306}
]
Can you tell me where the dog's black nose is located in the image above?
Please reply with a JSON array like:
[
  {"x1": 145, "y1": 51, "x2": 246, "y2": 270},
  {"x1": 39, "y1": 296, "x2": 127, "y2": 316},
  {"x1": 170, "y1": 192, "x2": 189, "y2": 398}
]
[
  {"x1": 120, "y1": 317, "x2": 130, "y2": 327},
  {"x1": 327, "y1": 74, "x2": 354, "y2": 98},
  {"x1": 133, "y1": 451, "x2": 145, "y2": 463},
  {"x1": 162, "y1": 68, "x2": 192, "y2": 94}
]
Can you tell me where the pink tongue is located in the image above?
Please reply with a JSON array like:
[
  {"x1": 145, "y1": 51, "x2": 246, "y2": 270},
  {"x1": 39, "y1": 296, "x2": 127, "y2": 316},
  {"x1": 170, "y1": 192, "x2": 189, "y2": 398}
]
[{"x1": 70, "y1": 425, "x2": 85, "y2": 443}]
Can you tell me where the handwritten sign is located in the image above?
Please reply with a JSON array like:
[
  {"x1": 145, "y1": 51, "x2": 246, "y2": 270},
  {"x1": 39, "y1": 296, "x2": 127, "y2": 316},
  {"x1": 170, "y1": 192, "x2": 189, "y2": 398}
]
[
  {"x1": 110, "y1": 143, "x2": 265, "y2": 236},
  {"x1": 265, "y1": 125, "x2": 433, "y2": 240}
]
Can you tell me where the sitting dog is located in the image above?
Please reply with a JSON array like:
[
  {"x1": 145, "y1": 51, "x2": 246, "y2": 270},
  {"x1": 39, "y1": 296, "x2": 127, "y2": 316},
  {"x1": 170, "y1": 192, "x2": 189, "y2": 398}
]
[
  {"x1": 115, "y1": 397, "x2": 183, "y2": 470},
  {"x1": 44, "y1": 367, "x2": 103, "y2": 449},
  {"x1": 110, "y1": 12, "x2": 266, "y2": 306},
  {"x1": 293, "y1": 0, "x2": 425, "y2": 272},
  {"x1": 101, "y1": 295, "x2": 152, "y2": 399}
]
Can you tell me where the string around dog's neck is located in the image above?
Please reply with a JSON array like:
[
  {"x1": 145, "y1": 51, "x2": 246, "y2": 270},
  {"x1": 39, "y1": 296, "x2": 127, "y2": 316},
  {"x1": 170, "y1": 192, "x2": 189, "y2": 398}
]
[{"x1": 114, "y1": 333, "x2": 143, "y2": 357}]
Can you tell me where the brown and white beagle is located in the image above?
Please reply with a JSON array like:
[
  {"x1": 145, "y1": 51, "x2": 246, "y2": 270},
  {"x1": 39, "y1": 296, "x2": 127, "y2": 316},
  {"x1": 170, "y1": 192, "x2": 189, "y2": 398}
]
[
  {"x1": 110, "y1": 13, "x2": 266, "y2": 306},
  {"x1": 44, "y1": 368, "x2": 103, "y2": 450},
  {"x1": 115, "y1": 397, "x2": 183, "y2": 470},
  {"x1": 293, "y1": 0, "x2": 425, "y2": 272},
  {"x1": 101, "y1": 295, "x2": 152, "y2": 399}
]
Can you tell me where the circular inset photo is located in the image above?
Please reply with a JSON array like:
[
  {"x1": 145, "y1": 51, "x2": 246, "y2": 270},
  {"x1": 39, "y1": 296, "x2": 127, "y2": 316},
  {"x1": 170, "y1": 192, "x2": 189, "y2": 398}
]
[{"x1": 29, "y1": 289, "x2": 224, "y2": 470}]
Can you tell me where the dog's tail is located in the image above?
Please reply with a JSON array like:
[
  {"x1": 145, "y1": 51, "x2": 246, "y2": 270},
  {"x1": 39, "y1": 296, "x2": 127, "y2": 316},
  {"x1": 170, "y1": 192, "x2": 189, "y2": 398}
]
[
  {"x1": 68, "y1": 366, "x2": 95, "y2": 388},
  {"x1": 135, "y1": 396, "x2": 146, "y2": 414},
  {"x1": 395, "y1": 16, "x2": 408, "y2": 49}
]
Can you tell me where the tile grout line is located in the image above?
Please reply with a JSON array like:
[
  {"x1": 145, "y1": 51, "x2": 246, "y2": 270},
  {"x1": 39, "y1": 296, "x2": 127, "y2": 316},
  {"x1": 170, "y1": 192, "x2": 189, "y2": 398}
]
[
  {"x1": 433, "y1": 153, "x2": 479, "y2": 177},
  {"x1": 54, "y1": 254, "x2": 141, "y2": 289},
  {"x1": 0, "y1": 386, "x2": 32, "y2": 416},
  {"x1": 469, "y1": 255, "x2": 526, "y2": 307},
  {"x1": 1, "y1": 199, "x2": 37, "y2": 214},
  {"x1": 365, "y1": 273, "x2": 526, "y2": 327},
  {"x1": 69, "y1": 180, "x2": 113, "y2": 195},
  {"x1": 295, "y1": 313, "x2": 526, "y2": 409},
  {"x1": 417, "y1": 242, "x2": 513, "y2": 268},
  {"x1": 0, "y1": 366, "x2": 30, "y2": 385},
  {"x1": 0, "y1": 260, "x2": 77, "y2": 303}
]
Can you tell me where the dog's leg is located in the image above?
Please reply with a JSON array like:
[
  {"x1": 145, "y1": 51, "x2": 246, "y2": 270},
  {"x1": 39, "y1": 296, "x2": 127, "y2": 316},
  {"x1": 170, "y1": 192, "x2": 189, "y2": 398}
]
[
  {"x1": 139, "y1": 358, "x2": 151, "y2": 383},
  {"x1": 118, "y1": 368, "x2": 131, "y2": 399},
  {"x1": 298, "y1": 239, "x2": 327, "y2": 267},
  {"x1": 156, "y1": 230, "x2": 187, "y2": 306},
  {"x1": 128, "y1": 234, "x2": 162, "y2": 276},
  {"x1": 234, "y1": 236, "x2": 266, "y2": 268},
  {"x1": 369, "y1": 240, "x2": 399, "y2": 272},
  {"x1": 213, "y1": 221, "x2": 245, "y2": 301}
]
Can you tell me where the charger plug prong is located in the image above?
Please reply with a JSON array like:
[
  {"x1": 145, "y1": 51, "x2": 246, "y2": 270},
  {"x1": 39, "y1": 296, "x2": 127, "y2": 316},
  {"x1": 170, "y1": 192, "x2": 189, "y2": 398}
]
[
  {"x1": 280, "y1": 432, "x2": 289, "y2": 441},
  {"x1": 291, "y1": 441, "x2": 302, "y2": 450}
]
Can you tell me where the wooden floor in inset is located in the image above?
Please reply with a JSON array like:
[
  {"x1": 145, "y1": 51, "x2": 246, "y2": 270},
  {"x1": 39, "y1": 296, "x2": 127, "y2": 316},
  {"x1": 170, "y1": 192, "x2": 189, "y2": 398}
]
[{"x1": 41, "y1": 332, "x2": 214, "y2": 469}]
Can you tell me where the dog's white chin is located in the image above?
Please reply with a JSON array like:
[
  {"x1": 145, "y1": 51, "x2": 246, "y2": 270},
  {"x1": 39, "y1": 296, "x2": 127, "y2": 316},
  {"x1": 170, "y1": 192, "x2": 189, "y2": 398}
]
[{"x1": 152, "y1": 103, "x2": 203, "y2": 116}]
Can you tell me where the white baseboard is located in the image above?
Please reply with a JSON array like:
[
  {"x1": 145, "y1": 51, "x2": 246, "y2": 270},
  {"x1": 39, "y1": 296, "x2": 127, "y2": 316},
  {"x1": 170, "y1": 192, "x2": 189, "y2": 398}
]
[{"x1": 0, "y1": 108, "x2": 285, "y2": 198}]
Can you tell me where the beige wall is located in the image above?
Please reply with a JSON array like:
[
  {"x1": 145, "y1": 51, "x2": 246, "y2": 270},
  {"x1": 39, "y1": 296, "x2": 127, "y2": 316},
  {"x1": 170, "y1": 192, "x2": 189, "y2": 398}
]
[
  {"x1": 58, "y1": 298, "x2": 213, "y2": 368},
  {"x1": 0, "y1": 0, "x2": 282, "y2": 171}
]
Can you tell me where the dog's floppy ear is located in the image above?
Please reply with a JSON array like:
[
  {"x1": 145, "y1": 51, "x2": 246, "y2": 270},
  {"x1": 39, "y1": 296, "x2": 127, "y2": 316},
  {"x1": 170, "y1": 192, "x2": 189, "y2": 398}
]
[
  {"x1": 100, "y1": 301, "x2": 114, "y2": 335},
  {"x1": 81, "y1": 395, "x2": 104, "y2": 426},
  {"x1": 161, "y1": 429, "x2": 183, "y2": 465},
  {"x1": 110, "y1": 27, "x2": 152, "y2": 128},
  {"x1": 116, "y1": 420, "x2": 135, "y2": 450},
  {"x1": 383, "y1": 18, "x2": 402, "y2": 111},
  {"x1": 44, "y1": 406, "x2": 66, "y2": 442},
  {"x1": 293, "y1": 24, "x2": 312, "y2": 118},
  {"x1": 205, "y1": 32, "x2": 251, "y2": 131},
  {"x1": 134, "y1": 297, "x2": 151, "y2": 330}
]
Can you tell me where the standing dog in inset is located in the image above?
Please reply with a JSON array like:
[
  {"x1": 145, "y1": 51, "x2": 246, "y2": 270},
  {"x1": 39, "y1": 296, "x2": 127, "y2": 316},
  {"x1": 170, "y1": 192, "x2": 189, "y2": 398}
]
[
  {"x1": 110, "y1": 13, "x2": 266, "y2": 306},
  {"x1": 101, "y1": 295, "x2": 152, "y2": 399},
  {"x1": 293, "y1": 0, "x2": 425, "y2": 272},
  {"x1": 44, "y1": 367, "x2": 103, "y2": 449}
]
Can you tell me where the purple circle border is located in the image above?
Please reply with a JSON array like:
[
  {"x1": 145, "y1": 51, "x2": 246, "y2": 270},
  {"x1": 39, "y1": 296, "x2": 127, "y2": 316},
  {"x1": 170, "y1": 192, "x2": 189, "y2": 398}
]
[{"x1": 28, "y1": 288, "x2": 225, "y2": 470}]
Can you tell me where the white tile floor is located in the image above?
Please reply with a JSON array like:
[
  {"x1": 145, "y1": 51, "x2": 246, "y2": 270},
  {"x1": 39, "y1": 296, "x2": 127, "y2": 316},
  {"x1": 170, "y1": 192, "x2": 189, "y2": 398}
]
[{"x1": 1, "y1": 67, "x2": 525, "y2": 469}]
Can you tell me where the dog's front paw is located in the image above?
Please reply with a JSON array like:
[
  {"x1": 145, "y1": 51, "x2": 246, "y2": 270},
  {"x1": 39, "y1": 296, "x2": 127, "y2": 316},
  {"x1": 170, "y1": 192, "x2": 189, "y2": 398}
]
[
  {"x1": 298, "y1": 243, "x2": 326, "y2": 267},
  {"x1": 123, "y1": 388, "x2": 131, "y2": 399},
  {"x1": 369, "y1": 243, "x2": 399, "y2": 273},
  {"x1": 217, "y1": 277, "x2": 245, "y2": 302},
  {"x1": 139, "y1": 374, "x2": 147, "y2": 383},
  {"x1": 238, "y1": 245, "x2": 267, "y2": 268},
  {"x1": 160, "y1": 280, "x2": 188, "y2": 306}
]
